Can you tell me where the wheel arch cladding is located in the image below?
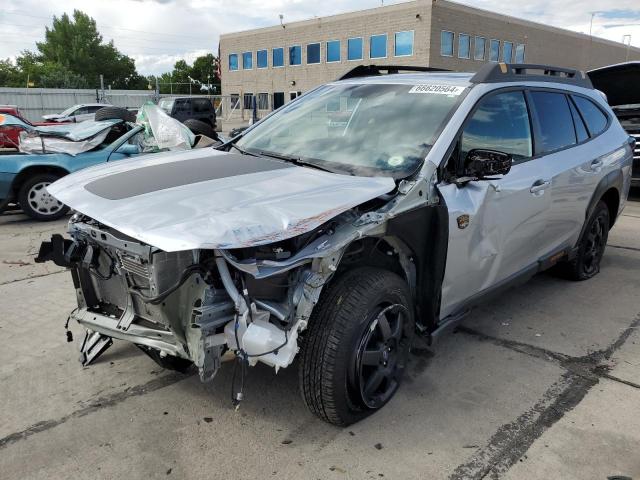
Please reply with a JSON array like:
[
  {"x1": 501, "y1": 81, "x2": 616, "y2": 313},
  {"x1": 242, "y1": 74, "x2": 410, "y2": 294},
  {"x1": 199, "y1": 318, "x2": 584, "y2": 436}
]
[
  {"x1": 587, "y1": 169, "x2": 622, "y2": 230},
  {"x1": 12, "y1": 165, "x2": 69, "y2": 195},
  {"x1": 385, "y1": 202, "x2": 449, "y2": 333}
]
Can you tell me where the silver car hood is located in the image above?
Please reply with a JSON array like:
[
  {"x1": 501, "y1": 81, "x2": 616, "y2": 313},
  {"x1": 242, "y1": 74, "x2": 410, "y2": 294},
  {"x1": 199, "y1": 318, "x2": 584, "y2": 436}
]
[{"x1": 48, "y1": 148, "x2": 396, "y2": 252}]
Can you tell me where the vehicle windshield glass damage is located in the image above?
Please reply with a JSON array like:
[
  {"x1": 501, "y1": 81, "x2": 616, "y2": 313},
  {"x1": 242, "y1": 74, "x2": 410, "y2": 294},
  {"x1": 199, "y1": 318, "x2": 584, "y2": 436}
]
[{"x1": 236, "y1": 83, "x2": 464, "y2": 178}]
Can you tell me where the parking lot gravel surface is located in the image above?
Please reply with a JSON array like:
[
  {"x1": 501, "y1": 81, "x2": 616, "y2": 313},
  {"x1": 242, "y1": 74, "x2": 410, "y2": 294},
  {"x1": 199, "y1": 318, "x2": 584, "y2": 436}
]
[{"x1": 1, "y1": 192, "x2": 639, "y2": 480}]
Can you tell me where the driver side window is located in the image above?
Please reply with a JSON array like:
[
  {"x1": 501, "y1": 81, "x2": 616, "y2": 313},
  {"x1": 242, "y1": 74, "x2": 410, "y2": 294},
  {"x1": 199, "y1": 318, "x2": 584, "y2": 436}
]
[{"x1": 461, "y1": 91, "x2": 533, "y2": 162}]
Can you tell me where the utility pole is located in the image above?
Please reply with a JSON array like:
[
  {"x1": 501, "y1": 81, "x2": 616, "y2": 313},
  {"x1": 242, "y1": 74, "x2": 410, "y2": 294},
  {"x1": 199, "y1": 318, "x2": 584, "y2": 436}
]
[
  {"x1": 623, "y1": 34, "x2": 632, "y2": 62},
  {"x1": 99, "y1": 74, "x2": 105, "y2": 103}
]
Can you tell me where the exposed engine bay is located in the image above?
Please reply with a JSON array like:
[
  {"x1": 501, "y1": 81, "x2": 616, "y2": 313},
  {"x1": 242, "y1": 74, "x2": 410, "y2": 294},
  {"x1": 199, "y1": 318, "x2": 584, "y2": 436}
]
[{"x1": 37, "y1": 186, "x2": 434, "y2": 400}]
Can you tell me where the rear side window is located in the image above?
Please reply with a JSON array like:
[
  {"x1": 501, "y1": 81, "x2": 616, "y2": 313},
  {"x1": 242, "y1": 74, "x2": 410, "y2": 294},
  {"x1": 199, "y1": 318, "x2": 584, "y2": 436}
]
[
  {"x1": 572, "y1": 96, "x2": 608, "y2": 137},
  {"x1": 529, "y1": 91, "x2": 575, "y2": 153},
  {"x1": 568, "y1": 99, "x2": 589, "y2": 143},
  {"x1": 174, "y1": 99, "x2": 190, "y2": 113},
  {"x1": 461, "y1": 91, "x2": 532, "y2": 160}
]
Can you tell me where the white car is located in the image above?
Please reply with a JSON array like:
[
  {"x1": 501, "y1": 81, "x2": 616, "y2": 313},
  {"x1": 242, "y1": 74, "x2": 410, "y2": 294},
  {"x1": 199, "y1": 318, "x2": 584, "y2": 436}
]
[{"x1": 42, "y1": 103, "x2": 112, "y2": 123}]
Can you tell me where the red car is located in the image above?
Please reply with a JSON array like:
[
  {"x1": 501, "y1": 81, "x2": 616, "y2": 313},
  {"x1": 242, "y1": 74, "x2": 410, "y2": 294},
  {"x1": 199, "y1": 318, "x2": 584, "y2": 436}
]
[{"x1": 0, "y1": 106, "x2": 66, "y2": 150}]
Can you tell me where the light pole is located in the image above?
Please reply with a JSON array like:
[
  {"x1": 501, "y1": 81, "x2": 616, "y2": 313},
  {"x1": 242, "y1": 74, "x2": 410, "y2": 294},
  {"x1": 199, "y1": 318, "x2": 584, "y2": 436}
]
[{"x1": 623, "y1": 34, "x2": 632, "y2": 61}]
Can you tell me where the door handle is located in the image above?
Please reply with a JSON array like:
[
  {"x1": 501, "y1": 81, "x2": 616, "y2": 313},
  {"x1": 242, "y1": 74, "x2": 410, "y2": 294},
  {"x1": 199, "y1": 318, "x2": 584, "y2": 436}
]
[
  {"x1": 530, "y1": 179, "x2": 551, "y2": 193},
  {"x1": 590, "y1": 159, "x2": 603, "y2": 171}
]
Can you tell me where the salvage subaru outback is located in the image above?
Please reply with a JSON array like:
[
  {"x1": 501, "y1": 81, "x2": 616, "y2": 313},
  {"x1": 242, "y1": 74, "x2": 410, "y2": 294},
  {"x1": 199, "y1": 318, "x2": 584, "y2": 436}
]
[{"x1": 38, "y1": 63, "x2": 635, "y2": 425}]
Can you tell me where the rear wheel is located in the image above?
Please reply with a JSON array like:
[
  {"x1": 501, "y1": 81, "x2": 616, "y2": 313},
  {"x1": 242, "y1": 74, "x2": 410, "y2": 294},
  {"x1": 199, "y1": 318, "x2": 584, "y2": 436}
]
[
  {"x1": 299, "y1": 267, "x2": 414, "y2": 426},
  {"x1": 557, "y1": 201, "x2": 610, "y2": 280},
  {"x1": 18, "y1": 173, "x2": 69, "y2": 221}
]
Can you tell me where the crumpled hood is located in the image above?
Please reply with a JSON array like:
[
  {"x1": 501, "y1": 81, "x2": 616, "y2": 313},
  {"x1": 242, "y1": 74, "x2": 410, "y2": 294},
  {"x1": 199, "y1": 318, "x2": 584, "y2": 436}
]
[{"x1": 48, "y1": 148, "x2": 396, "y2": 252}]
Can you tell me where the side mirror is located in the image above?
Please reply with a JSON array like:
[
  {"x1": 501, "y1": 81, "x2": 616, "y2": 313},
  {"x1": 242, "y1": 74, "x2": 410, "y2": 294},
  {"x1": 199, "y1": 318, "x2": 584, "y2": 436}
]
[
  {"x1": 464, "y1": 149, "x2": 512, "y2": 179},
  {"x1": 115, "y1": 143, "x2": 140, "y2": 156}
]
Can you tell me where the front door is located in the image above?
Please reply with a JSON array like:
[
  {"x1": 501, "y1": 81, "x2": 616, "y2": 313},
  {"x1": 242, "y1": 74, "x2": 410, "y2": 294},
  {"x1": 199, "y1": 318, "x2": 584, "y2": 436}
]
[{"x1": 438, "y1": 89, "x2": 551, "y2": 317}]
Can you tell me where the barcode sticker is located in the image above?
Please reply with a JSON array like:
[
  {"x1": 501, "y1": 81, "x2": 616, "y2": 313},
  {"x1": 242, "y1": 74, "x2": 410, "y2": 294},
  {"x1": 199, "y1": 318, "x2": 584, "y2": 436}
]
[{"x1": 409, "y1": 84, "x2": 465, "y2": 95}]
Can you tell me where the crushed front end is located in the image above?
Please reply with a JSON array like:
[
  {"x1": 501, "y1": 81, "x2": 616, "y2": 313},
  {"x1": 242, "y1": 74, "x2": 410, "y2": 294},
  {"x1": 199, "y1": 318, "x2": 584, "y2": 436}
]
[{"x1": 36, "y1": 213, "x2": 348, "y2": 384}]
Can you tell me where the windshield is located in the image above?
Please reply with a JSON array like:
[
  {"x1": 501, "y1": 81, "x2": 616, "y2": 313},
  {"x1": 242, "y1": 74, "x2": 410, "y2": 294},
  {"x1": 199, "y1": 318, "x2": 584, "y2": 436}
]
[
  {"x1": 60, "y1": 105, "x2": 81, "y2": 116},
  {"x1": 236, "y1": 82, "x2": 465, "y2": 178},
  {"x1": 159, "y1": 98, "x2": 175, "y2": 113}
]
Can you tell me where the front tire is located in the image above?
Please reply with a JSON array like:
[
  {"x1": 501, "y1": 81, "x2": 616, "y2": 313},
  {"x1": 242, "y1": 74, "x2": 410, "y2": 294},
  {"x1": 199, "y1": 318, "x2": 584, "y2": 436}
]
[
  {"x1": 299, "y1": 267, "x2": 414, "y2": 426},
  {"x1": 18, "y1": 173, "x2": 69, "y2": 221},
  {"x1": 557, "y1": 201, "x2": 610, "y2": 281}
]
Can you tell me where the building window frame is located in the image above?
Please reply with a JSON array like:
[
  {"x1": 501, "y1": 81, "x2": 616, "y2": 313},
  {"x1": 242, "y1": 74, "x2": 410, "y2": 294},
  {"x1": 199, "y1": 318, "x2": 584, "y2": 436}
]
[
  {"x1": 326, "y1": 39, "x2": 341, "y2": 63},
  {"x1": 347, "y1": 37, "x2": 364, "y2": 61},
  {"x1": 306, "y1": 42, "x2": 321, "y2": 64},
  {"x1": 228, "y1": 53, "x2": 239, "y2": 71},
  {"x1": 503, "y1": 41, "x2": 514, "y2": 63},
  {"x1": 289, "y1": 45, "x2": 302, "y2": 66},
  {"x1": 257, "y1": 92, "x2": 269, "y2": 110},
  {"x1": 440, "y1": 30, "x2": 455, "y2": 57},
  {"x1": 256, "y1": 49, "x2": 268, "y2": 69},
  {"x1": 489, "y1": 39, "x2": 500, "y2": 62},
  {"x1": 394, "y1": 30, "x2": 414, "y2": 57},
  {"x1": 515, "y1": 43, "x2": 526, "y2": 63},
  {"x1": 369, "y1": 33, "x2": 388, "y2": 59},
  {"x1": 474, "y1": 36, "x2": 486, "y2": 61},
  {"x1": 458, "y1": 32, "x2": 471, "y2": 59},
  {"x1": 242, "y1": 51, "x2": 252, "y2": 70},
  {"x1": 272, "y1": 47, "x2": 285, "y2": 68}
]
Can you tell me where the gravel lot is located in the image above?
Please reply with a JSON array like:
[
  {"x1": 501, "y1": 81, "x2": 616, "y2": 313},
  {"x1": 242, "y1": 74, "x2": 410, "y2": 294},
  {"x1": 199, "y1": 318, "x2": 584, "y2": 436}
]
[{"x1": 1, "y1": 192, "x2": 639, "y2": 480}]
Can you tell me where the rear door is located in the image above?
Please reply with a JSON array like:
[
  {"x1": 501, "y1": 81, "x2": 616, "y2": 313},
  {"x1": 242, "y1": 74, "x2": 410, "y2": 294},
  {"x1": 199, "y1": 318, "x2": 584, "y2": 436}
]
[
  {"x1": 439, "y1": 89, "x2": 552, "y2": 316},
  {"x1": 527, "y1": 90, "x2": 610, "y2": 251}
]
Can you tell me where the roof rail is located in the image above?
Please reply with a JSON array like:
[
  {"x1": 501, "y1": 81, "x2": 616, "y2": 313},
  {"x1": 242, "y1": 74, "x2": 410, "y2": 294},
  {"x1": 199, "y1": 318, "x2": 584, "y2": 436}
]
[
  {"x1": 470, "y1": 63, "x2": 593, "y2": 88},
  {"x1": 338, "y1": 65, "x2": 449, "y2": 80}
]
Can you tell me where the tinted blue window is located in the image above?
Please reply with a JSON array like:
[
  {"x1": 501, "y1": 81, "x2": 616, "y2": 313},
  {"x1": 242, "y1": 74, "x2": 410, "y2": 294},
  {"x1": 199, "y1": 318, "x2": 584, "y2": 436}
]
[
  {"x1": 242, "y1": 52, "x2": 252, "y2": 69},
  {"x1": 347, "y1": 37, "x2": 363, "y2": 60},
  {"x1": 474, "y1": 37, "x2": 486, "y2": 60},
  {"x1": 229, "y1": 54, "x2": 238, "y2": 71},
  {"x1": 272, "y1": 48, "x2": 284, "y2": 67},
  {"x1": 489, "y1": 39, "x2": 500, "y2": 62},
  {"x1": 458, "y1": 34, "x2": 470, "y2": 59},
  {"x1": 327, "y1": 40, "x2": 341, "y2": 62},
  {"x1": 394, "y1": 31, "x2": 413, "y2": 56},
  {"x1": 370, "y1": 34, "x2": 387, "y2": 59},
  {"x1": 256, "y1": 49, "x2": 268, "y2": 68},
  {"x1": 515, "y1": 44, "x2": 526, "y2": 63},
  {"x1": 503, "y1": 41, "x2": 513, "y2": 62},
  {"x1": 289, "y1": 45, "x2": 301, "y2": 65},
  {"x1": 441, "y1": 31, "x2": 454, "y2": 56},
  {"x1": 307, "y1": 43, "x2": 321, "y2": 64}
]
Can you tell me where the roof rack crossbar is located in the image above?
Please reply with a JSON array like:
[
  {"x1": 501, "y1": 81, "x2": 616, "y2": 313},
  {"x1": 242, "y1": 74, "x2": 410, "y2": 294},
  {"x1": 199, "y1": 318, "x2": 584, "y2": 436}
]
[
  {"x1": 338, "y1": 65, "x2": 449, "y2": 81},
  {"x1": 470, "y1": 63, "x2": 593, "y2": 88}
]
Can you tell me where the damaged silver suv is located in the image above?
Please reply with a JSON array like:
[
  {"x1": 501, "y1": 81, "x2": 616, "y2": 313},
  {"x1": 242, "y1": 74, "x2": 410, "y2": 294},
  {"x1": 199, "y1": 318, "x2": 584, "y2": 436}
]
[{"x1": 38, "y1": 64, "x2": 635, "y2": 425}]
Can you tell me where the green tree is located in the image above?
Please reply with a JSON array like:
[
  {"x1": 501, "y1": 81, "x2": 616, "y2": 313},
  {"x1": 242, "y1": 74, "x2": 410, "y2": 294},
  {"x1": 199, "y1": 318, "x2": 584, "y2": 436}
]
[
  {"x1": 0, "y1": 59, "x2": 20, "y2": 87},
  {"x1": 34, "y1": 10, "x2": 144, "y2": 88},
  {"x1": 191, "y1": 53, "x2": 220, "y2": 92}
]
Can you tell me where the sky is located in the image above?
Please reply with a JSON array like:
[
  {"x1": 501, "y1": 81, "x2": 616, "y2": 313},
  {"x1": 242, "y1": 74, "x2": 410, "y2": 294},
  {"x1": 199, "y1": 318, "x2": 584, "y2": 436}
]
[{"x1": 1, "y1": 0, "x2": 639, "y2": 76}]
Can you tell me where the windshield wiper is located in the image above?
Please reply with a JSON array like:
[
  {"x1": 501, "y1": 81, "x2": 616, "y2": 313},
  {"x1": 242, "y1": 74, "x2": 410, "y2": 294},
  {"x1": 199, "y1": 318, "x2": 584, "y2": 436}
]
[
  {"x1": 257, "y1": 150, "x2": 335, "y2": 173},
  {"x1": 230, "y1": 143, "x2": 258, "y2": 156}
]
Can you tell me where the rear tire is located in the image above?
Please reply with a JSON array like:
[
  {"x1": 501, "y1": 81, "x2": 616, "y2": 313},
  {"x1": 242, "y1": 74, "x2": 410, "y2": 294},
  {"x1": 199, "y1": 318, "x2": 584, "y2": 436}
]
[
  {"x1": 183, "y1": 118, "x2": 218, "y2": 140},
  {"x1": 18, "y1": 173, "x2": 69, "y2": 221},
  {"x1": 95, "y1": 106, "x2": 136, "y2": 123},
  {"x1": 299, "y1": 267, "x2": 414, "y2": 426},
  {"x1": 556, "y1": 201, "x2": 610, "y2": 281}
]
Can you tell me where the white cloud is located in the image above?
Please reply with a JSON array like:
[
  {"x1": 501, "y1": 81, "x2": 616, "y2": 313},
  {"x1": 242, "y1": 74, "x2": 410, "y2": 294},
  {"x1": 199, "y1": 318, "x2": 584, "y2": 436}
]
[{"x1": 0, "y1": 0, "x2": 638, "y2": 76}]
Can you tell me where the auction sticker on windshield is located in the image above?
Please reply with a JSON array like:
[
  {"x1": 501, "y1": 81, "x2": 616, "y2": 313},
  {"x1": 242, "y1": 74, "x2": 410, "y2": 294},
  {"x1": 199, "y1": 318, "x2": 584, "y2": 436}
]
[{"x1": 409, "y1": 84, "x2": 465, "y2": 96}]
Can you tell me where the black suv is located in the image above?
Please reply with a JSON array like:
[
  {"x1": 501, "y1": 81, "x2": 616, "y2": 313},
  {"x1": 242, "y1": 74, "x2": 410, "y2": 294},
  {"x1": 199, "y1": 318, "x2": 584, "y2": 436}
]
[
  {"x1": 158, "y1": 97, "x2": 217, "y2": 128},
  {"x1": 589, "y1": 62, "x2": 640, "y2": 186}
]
